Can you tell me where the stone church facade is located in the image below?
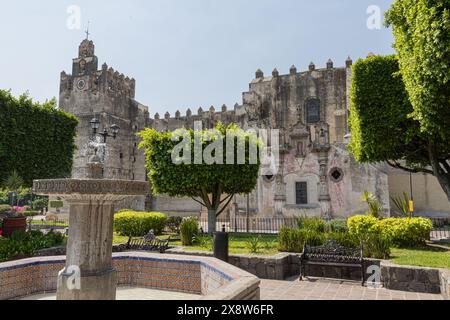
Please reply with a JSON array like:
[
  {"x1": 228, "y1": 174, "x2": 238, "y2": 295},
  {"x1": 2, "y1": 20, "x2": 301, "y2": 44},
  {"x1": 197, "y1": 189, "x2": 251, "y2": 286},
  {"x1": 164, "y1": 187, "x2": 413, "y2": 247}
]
[{"x1": 59, "y1": 39, "x2": 448, "y2": 219}]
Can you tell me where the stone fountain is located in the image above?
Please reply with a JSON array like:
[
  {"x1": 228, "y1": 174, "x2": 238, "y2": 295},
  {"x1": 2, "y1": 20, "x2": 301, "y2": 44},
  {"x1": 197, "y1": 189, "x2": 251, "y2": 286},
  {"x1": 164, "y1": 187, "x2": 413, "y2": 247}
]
[{"x1": 32, "y1": 154, "x2": 147, "y2": 300}]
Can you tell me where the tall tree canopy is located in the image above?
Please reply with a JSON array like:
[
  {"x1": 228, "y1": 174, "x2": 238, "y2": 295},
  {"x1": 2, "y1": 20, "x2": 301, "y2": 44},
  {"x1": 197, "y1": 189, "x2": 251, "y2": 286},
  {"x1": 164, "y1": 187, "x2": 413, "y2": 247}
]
[
  {"x1": 139, "y1": 123, "x2": 262, "y2": 233},
  {"x1": 349, "y1": 55, "x2": 450, "y2": 201},
  {"x1": 383, "y1": 0, "x2": 450, "y2": 200},
  {"x1": 0, "y1": 90, "x2": 78, "y2": 187},
  {"x1": 386, "y1": 0, "x2": 450, "y2": 141}
]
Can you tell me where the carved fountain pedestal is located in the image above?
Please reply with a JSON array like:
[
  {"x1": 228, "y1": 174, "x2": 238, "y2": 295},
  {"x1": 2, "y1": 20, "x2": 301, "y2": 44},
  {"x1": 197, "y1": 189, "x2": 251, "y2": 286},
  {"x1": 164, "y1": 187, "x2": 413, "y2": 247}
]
[{"x1": 33, "y1": 179, "x2": 148, "y2": 300}]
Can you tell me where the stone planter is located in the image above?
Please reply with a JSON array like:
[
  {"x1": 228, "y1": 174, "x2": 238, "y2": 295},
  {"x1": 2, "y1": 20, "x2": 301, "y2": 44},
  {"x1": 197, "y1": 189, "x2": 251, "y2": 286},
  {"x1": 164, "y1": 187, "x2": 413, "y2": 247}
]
[{"x1": 2, "y1": 216, "x2": 27, "y2": 238}]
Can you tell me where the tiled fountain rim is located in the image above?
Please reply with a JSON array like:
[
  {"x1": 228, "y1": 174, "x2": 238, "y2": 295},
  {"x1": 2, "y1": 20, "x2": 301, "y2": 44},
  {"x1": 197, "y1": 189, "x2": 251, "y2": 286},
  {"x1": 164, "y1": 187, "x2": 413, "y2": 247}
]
[{"x1": 0, "y1": 253, "x2": 261, "y2": 300}]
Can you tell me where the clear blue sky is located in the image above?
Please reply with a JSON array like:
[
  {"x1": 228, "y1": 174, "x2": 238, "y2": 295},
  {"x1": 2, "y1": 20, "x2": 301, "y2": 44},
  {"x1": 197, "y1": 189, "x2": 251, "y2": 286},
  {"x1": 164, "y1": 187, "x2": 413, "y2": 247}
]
[{"x1": 0, "y1": 0, "x2": 394, "y2": 116}]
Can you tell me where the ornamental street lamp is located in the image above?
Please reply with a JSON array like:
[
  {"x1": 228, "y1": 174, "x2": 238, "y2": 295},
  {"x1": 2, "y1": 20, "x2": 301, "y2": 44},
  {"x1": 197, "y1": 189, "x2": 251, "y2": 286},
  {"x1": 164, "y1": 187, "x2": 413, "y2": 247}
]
[{"x1": 90, "y1": 118, "x2": 120, "y2": 143}]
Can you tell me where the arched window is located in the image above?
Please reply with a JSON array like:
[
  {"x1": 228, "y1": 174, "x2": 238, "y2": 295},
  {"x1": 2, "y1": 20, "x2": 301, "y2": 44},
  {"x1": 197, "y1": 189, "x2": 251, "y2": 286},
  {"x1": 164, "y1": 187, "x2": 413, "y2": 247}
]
[{"x1": 306, "y1": 98, "x2": 321, "y2": 124}]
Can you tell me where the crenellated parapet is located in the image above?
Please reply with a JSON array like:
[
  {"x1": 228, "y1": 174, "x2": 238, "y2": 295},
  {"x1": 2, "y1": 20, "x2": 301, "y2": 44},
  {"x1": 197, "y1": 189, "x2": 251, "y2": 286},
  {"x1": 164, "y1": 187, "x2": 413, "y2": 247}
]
[
  {"x1": 149, "y1": 103, "x2": 243, "y2": 129},
  {"x1": 59, "y1": 39, "x2": 136, "y2": 100},
  {"x1": 103, "y1": 66, "x2": 136, "y2": 98}
]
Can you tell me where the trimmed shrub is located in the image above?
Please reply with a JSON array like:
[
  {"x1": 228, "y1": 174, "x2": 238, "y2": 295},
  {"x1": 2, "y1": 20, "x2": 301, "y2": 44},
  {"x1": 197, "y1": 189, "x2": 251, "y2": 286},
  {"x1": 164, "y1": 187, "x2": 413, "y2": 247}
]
[
  {"x1": 347, "y1": 215, "x2": 379, "y2": 241},
  {"x1": 32, "y1": 198, "x2": 48, "y2": 211},
  {"x1": 298, "y1": 217, "x2": 327, "y2": 233},
  {"x1": 326, "y1": 232, "x2": 359, "y2": 249},
  {"x1": 326, "y1": 220, "x2": 349, "y2": 233},
  {"x1": 363, "y1": 232, "x2": 392, "y2": 260},
  {"x1": 114, "y1": 211, "x2": 167, "y2": 237},
  {"x1": 0, "y1": 204, "x2": 11, "y2": 214},
  {"x1": 0, "y1": 230, "x2": 65, "y2": 262},
  {"x1": 180, "y1": 217, "x2": 199, "y2": 246},
  {"x1": 347, "y1": 215, "x2": 432, "y2": 257},
  {"x1": 278, "y1": 228, "x2": 326, "y2": 253},
  {"x1": 278, "y1": 228, "x2": 304, "y2": 253},
  {"x1": 378, "y1": 217, "x2": 432, "y2": 247},
  {"x1": 347, "y1": 215, "x2": 392, "y2": 258},
  {"x1": 23, "y1": 210, "x2": 40, "y2": 217}
]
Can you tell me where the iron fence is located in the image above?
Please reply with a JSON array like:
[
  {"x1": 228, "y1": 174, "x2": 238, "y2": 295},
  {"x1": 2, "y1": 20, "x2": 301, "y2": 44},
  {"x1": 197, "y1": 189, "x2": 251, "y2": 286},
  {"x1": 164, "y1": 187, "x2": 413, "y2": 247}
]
[
  {"x1": 198, "y1": 217, "x2": 300, "y2": 234},
  {"x1": 28, "y1": 217, "x2": 69, "y2": 231},
  {"x1": 430, "y1": 217, "x2": 450, "y2": 241},
  {"x1": 196, "y1": 216, "x2": 450, "y2": 241}
]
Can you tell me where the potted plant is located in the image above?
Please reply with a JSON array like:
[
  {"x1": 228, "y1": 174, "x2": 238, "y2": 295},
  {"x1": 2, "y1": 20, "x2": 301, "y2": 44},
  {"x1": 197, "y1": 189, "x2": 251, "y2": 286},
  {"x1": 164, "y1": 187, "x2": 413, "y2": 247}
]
[
  {"x1": 1, "y1": 171, "x2": 28, "y2": 237},
  {"x1": 2, "y1": 206, "x2": 27, "y2": 238}
]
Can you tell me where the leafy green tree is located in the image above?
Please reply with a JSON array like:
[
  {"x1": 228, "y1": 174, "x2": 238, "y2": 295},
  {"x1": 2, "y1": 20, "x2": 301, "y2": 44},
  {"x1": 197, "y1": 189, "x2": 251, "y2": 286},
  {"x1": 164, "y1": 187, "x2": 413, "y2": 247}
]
[
  {"x1": 385, "y1": 0, "x2": 450, "y2": 199},
  {"x1": 138, "y1": 123, "x2": 261, "y2": 233},
  {"x1": 349, "y1": 55, "x2": 450, "y2": 202},
  {"x1": 0, "y1": 90, "x2": 78, "y2": 187}
]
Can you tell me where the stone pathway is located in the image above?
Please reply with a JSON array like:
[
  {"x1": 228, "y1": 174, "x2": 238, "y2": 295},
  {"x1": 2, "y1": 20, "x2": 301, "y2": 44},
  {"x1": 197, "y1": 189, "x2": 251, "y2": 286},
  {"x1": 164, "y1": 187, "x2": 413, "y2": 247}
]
[
  {"x1": 260, "y1": 278, "x2": 444, "y2": 300},
  {"x1": 19, "y1": 280, "x2": 444, "y2": 301},
  {"x1": 20, "y1": 287, "x2": 202, "y2": 301}
]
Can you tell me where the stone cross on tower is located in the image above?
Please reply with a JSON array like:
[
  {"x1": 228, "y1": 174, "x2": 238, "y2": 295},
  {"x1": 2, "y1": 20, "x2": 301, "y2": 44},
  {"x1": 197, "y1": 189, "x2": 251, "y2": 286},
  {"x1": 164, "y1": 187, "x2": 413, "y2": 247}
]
[{"x1": 85, "y1": 21, "x2": 91, "y2": 40}]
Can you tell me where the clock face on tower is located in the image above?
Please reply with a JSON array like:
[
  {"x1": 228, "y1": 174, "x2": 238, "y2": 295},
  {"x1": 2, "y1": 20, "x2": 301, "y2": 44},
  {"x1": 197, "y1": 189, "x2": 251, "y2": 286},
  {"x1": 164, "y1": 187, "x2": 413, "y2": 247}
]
[{"x1": 77, "y1": 79, "x2": 86, "y2": 90}]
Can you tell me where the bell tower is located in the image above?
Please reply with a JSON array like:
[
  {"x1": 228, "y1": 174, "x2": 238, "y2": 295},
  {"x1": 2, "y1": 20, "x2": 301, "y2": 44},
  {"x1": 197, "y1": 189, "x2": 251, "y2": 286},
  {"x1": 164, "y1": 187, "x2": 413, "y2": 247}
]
[{"x1": 72, "y1": 39, "x2": 98, "y2": 76}]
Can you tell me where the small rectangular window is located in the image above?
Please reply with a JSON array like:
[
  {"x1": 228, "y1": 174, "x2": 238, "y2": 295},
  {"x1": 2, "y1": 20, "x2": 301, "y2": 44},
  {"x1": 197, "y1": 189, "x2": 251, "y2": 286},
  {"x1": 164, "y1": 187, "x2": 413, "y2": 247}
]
[{"x1": 296, "y1": 182, "x2": 308, "y2": 205}]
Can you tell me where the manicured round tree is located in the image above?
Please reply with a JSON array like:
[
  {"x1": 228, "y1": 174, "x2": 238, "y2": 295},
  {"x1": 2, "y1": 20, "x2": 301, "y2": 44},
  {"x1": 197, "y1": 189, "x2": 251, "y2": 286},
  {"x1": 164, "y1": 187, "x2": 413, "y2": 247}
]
[
  {"x1": 385, "y1": 0, "x2": 450, "y2": 200},
  {"x1": 139, "y1": 122, "x2": 261, "y2": 233},
  {"x1": 349, "y1": 54, "x2": 450, "y2": 201}
]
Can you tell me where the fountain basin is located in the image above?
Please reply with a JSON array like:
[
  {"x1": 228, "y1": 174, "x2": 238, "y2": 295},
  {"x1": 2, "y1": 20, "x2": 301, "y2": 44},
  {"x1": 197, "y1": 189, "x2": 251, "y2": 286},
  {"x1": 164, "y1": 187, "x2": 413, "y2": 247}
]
[
  {"x1": 0, "y1": 253, "x2": 260, "y2": 300},
  {"x1": 33, "y1": 178, "x2": 149, "y2": 300}
]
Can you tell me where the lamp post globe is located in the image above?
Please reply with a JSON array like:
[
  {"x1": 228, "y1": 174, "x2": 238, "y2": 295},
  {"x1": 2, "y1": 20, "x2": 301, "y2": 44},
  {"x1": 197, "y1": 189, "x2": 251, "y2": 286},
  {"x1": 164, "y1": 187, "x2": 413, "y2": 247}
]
[
  {"x1": 90, "y1": 118, "x2": 100, "y2": 134},
  {"x1": 110, "y1": 124, "x2": 120, "y2": 139}
]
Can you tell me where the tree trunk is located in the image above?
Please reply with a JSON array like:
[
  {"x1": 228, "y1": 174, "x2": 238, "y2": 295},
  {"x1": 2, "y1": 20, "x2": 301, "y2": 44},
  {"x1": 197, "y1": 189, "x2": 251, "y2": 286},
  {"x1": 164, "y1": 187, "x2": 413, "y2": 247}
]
[
  {"x1": 433, "y1": 169, "x2": 450, "y2": 203},
  {"x1": 208, "y1": 208, "x2": 217, "y2": 234},
  {"x1": 428, "y1": 141, "x2": 450, "y2": 203}
]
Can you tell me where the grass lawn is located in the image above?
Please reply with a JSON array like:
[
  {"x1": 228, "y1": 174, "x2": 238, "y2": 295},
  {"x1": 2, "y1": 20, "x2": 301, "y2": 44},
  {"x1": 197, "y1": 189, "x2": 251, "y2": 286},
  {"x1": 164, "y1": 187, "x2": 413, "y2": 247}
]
[
  {"x1": 112, "y1": 231, "x2": 450, "y2": 268},
  {"x1": 29, "y1": 220, "x2": 68, "y2": 227},
  {"x1": 113, "y1": 233, "x2": 130, "y2": 245},
  {"x1": 390, "y1": 245, "x2": 450, "y2": 269},
  {"x1": 171, "y1": 234, "x2": 279, "y2": 256},
  {"x1": 112, "y1": 233, "x2": 176, "y2": 245}
]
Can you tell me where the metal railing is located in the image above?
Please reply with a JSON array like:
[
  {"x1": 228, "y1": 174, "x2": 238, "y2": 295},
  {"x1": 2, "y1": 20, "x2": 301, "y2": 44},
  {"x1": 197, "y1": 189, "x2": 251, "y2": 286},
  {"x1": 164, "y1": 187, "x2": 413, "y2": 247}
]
[
  {"x1": 430, "y1": 218, "x2": 450, "y2": 241},
  {"x1": 197, "y1": 216, "x2": 450, "y2": 241},
  {"x1": 198, "y1": 217, "x2": 299, "y2": 234}
]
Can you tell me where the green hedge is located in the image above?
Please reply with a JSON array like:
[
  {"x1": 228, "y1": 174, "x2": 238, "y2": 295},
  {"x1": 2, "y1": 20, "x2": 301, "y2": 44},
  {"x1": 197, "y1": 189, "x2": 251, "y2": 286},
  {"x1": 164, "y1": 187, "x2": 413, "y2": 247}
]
[
  {"x1": 348, "y1": 215, "x2": 432, "y2": 248},
  {"x1": 0, "y1": 204, "x2": 11, "y2": 214},
  {"x1": 23, "y1": 210, "x2": 41, "y2": 217},
  {"x1": 0, "y1": 230, "x2": 65, "y2": 262},
  {"x1": 114, "y1": 211, "x2": 167, "y2": 236},
  {"x1": 278, "y1": 228, "x2": 327, "y2": 253},
  {"x1": 297, "y1": 217, "x2": 327, "y2": 233},
  {"x1": 378, "y1": 217, "x2": 432, "y2": 247},
  {"x1": 0, "y1": 90, "x2": 78, "y2": 187},
  {"x1": 348, "y1": 55, "x2": 422, "y2": 164},
  {"x1": 32, "y1": 198, "x2": 48, "y2": 210}
]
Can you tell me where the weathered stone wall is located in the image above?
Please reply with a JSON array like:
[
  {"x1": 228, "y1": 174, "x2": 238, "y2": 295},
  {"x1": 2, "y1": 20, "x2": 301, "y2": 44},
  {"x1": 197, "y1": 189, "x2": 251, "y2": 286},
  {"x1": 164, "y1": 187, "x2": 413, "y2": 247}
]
[
  {"x1": 440, "y1": 269, "x2": 450, "y2": 300},
  {"x1": 380, "y1": 261, "x2": 442, "y2": 294},
  {"x1": 33, "y1": 245, "x2": 450, "y2": 298},
  {"x1": 60, "y1": 39, "x2": 392, "y2": 219},
  {"x1": 389, "y1": 169, "x2": 450, "y2": 217}
]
